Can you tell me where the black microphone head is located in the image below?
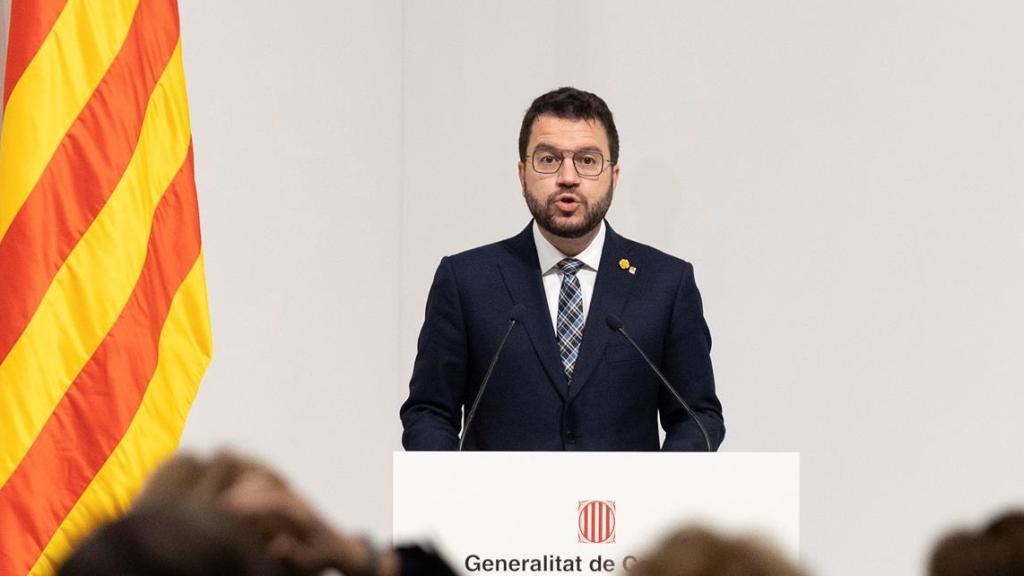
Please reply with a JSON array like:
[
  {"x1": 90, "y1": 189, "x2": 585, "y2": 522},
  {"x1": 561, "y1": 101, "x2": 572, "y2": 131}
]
[
  {"x1": 509, "y1": 303, "x2": 527, "y2": 323},
  {"x1": 605, "y1": 314, "x2": 624, "y2": 331}
]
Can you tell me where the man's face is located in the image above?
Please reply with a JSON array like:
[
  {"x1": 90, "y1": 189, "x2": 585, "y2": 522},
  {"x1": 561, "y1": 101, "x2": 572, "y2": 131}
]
[{"x1": 518, "y1": 115, "x2": 620, "y2": 239}]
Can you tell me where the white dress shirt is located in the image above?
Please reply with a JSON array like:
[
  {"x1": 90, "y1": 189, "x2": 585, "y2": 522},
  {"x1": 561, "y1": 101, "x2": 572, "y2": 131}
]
[{"x1": 532, "y1": 220, "x2": 606, "y2": 334}]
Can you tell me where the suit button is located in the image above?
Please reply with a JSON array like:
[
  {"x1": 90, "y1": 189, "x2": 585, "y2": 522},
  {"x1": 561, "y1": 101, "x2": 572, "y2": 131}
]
[{"x1": 566, "y1": 431, "x2": 576, "y2": 442}]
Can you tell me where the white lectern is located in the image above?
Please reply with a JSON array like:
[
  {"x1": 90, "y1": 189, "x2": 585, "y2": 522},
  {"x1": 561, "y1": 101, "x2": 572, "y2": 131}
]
[{"x1": 394, "y1": 452, "x2": 798, "y2": 574}]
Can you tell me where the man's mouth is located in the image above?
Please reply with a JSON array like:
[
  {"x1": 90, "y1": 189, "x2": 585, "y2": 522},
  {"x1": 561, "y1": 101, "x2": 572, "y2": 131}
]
[{"x1": 552, "y1": 194, "x2": 582, "y2": 213}]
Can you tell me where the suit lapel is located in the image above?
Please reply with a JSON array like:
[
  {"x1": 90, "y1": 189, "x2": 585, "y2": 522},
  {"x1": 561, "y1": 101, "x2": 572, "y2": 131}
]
[
  {"x1": 498, "y1": 224, "x2": 568, "y2": 400},
  {"x1": 567, "y1": 224, "x2": 638, "y2": 401}
]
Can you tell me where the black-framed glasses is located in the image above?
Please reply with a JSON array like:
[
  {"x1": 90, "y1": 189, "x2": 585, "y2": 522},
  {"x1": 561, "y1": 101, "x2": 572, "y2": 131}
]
[{"x1": 527, "y1": 147, "x2": 612, "y2": 177}]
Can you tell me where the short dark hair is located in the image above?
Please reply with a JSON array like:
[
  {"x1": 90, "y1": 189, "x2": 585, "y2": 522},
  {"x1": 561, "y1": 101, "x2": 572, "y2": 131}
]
[
  {"x1": 929, "y1": 511, "x2": 1024, "y2": 576},
  {"x1": 519, "y1": 87, "x2": 619, "y2": 164},
  {"x1": 632, "y1": 526, "x2": 807, "y2": 576}
]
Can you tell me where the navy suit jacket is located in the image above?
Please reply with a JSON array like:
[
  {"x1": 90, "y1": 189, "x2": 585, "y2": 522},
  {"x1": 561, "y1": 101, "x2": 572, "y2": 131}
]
[{"x1": 400, "y1": 222, "x2": 724, "y2": 451}]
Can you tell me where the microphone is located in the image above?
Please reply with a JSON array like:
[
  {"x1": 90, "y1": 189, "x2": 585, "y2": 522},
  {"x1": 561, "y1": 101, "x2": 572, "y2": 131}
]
[
  {"x1": 605, "y1": 314, "x2": 713, "y2": 452},
  {"x1": 459, "y1": 304, "x2": 527, "y2": 451}
]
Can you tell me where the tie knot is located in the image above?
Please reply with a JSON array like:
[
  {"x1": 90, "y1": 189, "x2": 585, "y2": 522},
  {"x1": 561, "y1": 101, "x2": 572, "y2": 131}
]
[{"x1": 557, "y1": 258, "x2": 585, "y2": 276}]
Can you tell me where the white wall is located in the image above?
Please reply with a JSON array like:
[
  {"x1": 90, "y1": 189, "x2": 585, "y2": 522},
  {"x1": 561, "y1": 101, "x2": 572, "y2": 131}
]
[
  {"x1": 174, "y1": 0, "x2": 403, "y2": 538},
  {"x1": 3, "y1": 2, "x2": 1023, "y2": 575}
]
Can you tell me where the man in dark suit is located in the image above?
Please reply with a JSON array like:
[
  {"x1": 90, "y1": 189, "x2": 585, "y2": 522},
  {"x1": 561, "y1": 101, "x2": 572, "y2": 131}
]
[{"x1": 400, "y1": 87, "x2": 724, "y2": 451}]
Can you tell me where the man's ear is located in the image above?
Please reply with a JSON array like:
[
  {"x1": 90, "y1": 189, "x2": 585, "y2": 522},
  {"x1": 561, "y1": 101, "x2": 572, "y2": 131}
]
[{"x1": 517, "y1": 161, "x2": 526, "y2": 191}]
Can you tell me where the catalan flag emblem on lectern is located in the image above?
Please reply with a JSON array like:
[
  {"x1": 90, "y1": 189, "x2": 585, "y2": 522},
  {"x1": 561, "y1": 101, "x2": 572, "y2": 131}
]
[
  {"x1": 0, "y1": 1, "x2": 212, "y2": 573},
  {"x1": 579, "y1": 500, "x2": 617, "y2": 543}
]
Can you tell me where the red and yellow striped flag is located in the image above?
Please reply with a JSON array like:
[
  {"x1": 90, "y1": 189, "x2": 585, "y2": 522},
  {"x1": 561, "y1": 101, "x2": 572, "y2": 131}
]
[{"x1": 0, "y1": 1, "x2": 212, "y2": 573}]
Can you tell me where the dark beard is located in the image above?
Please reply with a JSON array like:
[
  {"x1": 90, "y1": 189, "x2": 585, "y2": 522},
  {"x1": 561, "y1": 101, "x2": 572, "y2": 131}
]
[{"x1": 525, "y1": 184, "x2": 613, "y2": 239}]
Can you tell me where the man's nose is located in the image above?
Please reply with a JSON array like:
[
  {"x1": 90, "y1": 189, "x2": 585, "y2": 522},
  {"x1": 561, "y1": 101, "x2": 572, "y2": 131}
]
[{"x1": 556, "y1": 156, "x2": 581, "y2": 186}]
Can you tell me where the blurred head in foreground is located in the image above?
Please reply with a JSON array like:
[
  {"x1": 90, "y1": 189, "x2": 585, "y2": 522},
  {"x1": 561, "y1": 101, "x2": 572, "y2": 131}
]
[
  {"x1": 929, "y1": 510, "x2": 1024, "y2": 576},
  {"x1": 57, "y1": 507, "x2": 283, "y2": 576},
  {"x1": 132, "y1": 450, "x2": 283, "y2": 511},
  {"x1": 630, "y1": 526, "x2": 807, "y2": 576},
  {"x1": 60, "y1": 450, "x2": 405, "y2": 576},
  {"x1": 58, "y1": 452, "x2": 291, "y2": 576}
]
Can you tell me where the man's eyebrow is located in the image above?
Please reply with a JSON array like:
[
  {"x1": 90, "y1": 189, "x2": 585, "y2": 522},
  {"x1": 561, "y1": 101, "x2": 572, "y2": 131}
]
[
  {"x1": 532, "y1": 143, "x2": 560, "y2": 153},
  {"x1": 532, "y1": 143, "x2": 604, "y2": 154}
]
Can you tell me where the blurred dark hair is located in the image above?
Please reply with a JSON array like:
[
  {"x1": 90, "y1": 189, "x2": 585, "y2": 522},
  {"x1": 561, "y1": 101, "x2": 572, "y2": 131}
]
[
  {"x1": 58, "y1": 507, "x2": 284, "y2": 576},
  {"x1": 929, "y1": 510, "x2": 1024, "y2": 576},
  {"x1": 631, "y1": 526, "x2": 807, "y2": 576},
  {"x1": 132, "y1": 451, "x2": 282, "y2": 512},
  {"x1": 519, "y1": 87, "x2": 619, "y2": 164}
]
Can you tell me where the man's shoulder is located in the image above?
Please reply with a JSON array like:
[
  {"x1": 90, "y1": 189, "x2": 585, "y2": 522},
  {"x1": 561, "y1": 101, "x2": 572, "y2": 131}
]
[
  {"x1": 446, "y1": 239, "x2": 512, "y2": 263},
  {"x1": 442, "y1": 226, "x2": 531, "y2": 268}
]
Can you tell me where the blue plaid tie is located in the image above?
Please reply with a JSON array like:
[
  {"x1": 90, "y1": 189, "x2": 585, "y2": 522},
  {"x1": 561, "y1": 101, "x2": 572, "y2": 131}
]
[{"x1": 556, "y1": 258, "x2": 585, "y2": 381}]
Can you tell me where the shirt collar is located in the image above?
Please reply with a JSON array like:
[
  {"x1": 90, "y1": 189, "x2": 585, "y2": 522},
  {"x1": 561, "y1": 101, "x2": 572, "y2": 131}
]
[{"x1": 532, "y1": 220, "x2": 606, "y2": 275}]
